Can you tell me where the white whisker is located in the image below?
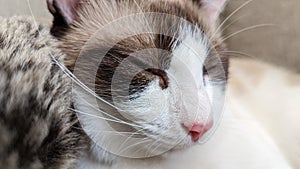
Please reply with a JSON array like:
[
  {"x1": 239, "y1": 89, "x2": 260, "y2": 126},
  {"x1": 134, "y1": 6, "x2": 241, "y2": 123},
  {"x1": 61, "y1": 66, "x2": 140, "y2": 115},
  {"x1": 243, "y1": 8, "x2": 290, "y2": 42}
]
[
  {"x1": 219, "y1": 50, "x2": 257, "y2": 58},
  {"x1": 69, "y1": 108, "x2": 143, "y2": 128},
  {"x1": 74, "y1": 91, "x2": 144, "y2": 128},
  {"x1": 211, "y1": 0, "x2": 254, "y2": 40},
  {"x1": 220, "y1": 14, "x2": 247, "y2": 33},
  {"x1": 147, "y1": 142, "x2": 163, "y2": 157},
  {"x1": 118, "y1": 137, "x2": 152, "y2": 155},
  {"x1": 50, "y1": 54, "x2": 123, "y2": 111},
  {"x1": 118, "y1": 126, "x2": 148, "y2": 152},
  {"x1": 221, "y1": 24, "x2": 275, "y2": 42},
  {"x1": 132, "y1": 0, "x2": 152, "y2": 34},
  {"x1": 209, "y1": 24, "x2": 275, "y2": 56}
]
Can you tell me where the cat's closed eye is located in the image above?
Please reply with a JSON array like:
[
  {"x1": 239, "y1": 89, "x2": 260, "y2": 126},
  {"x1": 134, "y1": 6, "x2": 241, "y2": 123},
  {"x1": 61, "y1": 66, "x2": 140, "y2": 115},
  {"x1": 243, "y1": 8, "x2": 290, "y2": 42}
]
[{"x1": 129, "y1": 68, "x2": 168, "y2": 99}]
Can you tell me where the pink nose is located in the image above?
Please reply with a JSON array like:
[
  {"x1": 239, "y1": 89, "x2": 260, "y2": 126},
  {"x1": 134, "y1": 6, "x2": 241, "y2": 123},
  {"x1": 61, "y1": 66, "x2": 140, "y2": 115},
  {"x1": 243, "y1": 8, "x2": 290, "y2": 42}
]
[{"x1": 186, "y1": 121, "x2": 213, "y2": 142}]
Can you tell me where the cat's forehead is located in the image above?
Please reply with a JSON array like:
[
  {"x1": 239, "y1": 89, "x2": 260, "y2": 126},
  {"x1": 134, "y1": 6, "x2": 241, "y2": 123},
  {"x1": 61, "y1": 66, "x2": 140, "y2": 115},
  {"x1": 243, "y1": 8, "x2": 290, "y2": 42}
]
[
  {"x1": 51, "y1": 0, "x2": 229, "y2": 68},
  {"x1": 56, "y1": 0, "x2": 228, "y2": 87},
  {"x1": 59, "y1": 0, "x2": 217, "y2": 45},
  {"x1": 99, "y1": 25, "x2": 209, "y2": 70}
]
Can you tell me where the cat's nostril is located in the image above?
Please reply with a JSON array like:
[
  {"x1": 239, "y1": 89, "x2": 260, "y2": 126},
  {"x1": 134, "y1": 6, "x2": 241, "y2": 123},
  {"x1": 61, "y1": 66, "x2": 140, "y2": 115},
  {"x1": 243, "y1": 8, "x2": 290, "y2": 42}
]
[
  {"x1": 189, "y1": 124, "x2": 205, "y2": 142},
  {"x1": 185, "y1": 120, "x2": 213, "y2": 142}
]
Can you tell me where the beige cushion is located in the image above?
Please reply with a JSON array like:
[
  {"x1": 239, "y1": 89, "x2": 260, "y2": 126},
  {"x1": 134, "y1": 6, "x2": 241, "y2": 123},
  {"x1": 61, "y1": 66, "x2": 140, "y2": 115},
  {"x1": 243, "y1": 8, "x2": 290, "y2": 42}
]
[{"x1": 223, "y1": 0, "x2": 300, "y2": 72}]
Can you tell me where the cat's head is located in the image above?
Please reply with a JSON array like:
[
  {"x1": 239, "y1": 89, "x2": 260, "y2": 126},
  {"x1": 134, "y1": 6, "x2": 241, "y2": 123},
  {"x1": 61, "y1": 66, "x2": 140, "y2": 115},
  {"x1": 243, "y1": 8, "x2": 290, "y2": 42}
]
[{"x1": 48, "y1": 0, "x2": 228, "y2": 158}]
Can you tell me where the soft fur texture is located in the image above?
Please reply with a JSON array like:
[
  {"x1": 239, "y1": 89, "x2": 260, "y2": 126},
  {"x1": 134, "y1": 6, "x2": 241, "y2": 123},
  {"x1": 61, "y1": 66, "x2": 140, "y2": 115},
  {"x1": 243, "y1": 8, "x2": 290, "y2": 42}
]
[
  {"x1": 0, "y1": 16, "x2": 87, "y2": 169},
  {"x1": 43, "y1": 0, "x2": 299, "y2": 169},
  {"x1": 0, "y1": 2, "x2": 299, "y2": 169},
  {"x1": 46, "y1": 0, "x2": 300, "y2": 169},
  {"x1": 47, "y1": 0, "x2": 229, "y2": 167},
  {"x1": 74, "y1": 59, "x2": 300, "y2": 169}
]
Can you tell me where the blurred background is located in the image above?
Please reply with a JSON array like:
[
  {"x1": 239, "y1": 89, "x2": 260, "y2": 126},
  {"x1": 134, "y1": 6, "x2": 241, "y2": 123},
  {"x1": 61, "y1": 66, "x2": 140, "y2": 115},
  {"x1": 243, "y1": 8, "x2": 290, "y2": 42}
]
[
  {"x1": 224, "y1": 0, "x2": 300, "y2": 73},
  {"x1": 0, "y1": 0, "x2": 50, "y2": 21},
  {"x1": 0, "y1": 0, "x2": 299, "y2": 72}
]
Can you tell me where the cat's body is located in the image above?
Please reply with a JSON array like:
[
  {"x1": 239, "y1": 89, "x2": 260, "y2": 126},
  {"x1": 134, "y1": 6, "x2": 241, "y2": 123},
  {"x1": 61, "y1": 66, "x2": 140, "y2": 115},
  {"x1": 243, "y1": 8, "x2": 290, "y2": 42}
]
[
  {"x1": 0, "y1": 16, "x2": 87, "y2": 169},
  {"x1": 45, "y1": 0, "x2": 300, "y2": 169},
  {"x1": 228, "y1": 58, "x2": 300, "y2": 168}
]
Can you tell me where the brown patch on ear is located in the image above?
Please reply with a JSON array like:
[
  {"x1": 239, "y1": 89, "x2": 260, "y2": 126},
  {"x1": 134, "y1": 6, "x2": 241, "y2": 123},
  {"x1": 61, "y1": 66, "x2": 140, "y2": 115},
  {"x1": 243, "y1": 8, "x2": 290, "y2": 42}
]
[
  {"x1": 190, "y1": 0, "x2": 227, "y2": 29},
  {"x1": 47, "y1": 0, "x2": 80, "y2": 36}
]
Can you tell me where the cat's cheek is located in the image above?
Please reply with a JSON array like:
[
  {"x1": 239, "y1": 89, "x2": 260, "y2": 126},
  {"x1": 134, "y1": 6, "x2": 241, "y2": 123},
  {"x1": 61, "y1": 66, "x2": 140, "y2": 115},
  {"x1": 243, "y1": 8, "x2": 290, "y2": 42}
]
[{"x1": 124, "y1": 80, "x2": 170, "y2": 123}]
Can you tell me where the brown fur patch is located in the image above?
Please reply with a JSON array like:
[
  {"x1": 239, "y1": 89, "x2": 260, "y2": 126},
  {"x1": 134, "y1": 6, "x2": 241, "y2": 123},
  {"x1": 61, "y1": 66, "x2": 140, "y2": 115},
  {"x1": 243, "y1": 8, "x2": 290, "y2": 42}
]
[
  {"x1": 0, "y1": 33, "x2": 4, "y2": 49},
  {"x1": 51, "y1": 0, "x2": 228, "y2": 75},
  {"x1": 48, "y1": 0, "x2": 229, "y2": 165},
  {"x1": 0, "y1": 16, "x2": 88, "y2": 169}
]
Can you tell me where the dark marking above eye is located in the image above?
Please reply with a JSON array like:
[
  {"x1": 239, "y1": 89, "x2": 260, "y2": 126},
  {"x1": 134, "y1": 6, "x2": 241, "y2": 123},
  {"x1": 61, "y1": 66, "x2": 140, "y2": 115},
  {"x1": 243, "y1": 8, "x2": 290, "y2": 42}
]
[{"x1": 146, "y1": 68, "x2": 169, "y2": 89}]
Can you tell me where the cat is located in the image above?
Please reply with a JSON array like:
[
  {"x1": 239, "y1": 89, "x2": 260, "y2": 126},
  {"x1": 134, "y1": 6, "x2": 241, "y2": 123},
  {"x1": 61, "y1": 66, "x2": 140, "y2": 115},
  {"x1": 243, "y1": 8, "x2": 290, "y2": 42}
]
[
  {"x1": 46, "y1": 0, "x2": 300, "y2": 169},
  {"x1": 0, "y1": 16, "x2": 87, "y2": 169}
]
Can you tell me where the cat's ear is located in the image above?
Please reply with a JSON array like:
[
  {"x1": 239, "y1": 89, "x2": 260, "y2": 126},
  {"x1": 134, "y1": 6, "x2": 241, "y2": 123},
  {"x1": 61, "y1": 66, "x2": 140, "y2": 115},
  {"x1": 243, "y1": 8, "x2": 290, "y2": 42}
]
[
  {"x1": 195, "y1": 0, "x2": 227, "y2": 23},
  {"x1": 47, "y1": 0, "x2": 80, "y2": 26}
]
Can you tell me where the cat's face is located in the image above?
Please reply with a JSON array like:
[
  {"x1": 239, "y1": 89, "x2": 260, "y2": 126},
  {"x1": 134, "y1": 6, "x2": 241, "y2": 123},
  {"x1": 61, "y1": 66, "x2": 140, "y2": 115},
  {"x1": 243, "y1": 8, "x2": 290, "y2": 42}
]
[{"x1": 48, "y1": 0, "x2": 228, "y2": 158}]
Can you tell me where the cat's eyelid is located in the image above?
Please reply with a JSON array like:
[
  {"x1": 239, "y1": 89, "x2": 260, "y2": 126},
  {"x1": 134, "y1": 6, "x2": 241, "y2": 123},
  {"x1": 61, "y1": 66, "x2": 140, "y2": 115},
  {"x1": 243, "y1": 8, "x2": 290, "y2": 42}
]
[{"x1": 146, "y1": 68, "x2": 169, "y2": 89}]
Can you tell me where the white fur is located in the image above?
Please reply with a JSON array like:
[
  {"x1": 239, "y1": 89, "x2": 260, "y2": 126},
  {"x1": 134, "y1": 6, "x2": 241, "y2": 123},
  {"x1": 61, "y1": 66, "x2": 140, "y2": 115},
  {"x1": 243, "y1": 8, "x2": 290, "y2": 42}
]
[
  {"x1": 72, "y1": 1, "x2": 299, "y2": 168},
  {"x1": 168, "y1": 29, "x2": 211, "y2": 126},
  {"x1": 74, "y1": 24, "x2": 220, "y2": 168},
  {"x1": 76, "y1": 58, "x2": 300, "y2": 169}
]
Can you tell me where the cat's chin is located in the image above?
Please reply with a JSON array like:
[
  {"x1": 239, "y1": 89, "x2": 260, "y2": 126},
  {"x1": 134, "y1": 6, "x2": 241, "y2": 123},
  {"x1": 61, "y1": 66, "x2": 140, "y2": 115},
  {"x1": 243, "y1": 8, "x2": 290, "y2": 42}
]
[
  {"x1": 166, "y1": 140, "x2": 196, "y2": 154},
  {"x1": 89, "y1": 138, "x2": 194, "y2": 160}
]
